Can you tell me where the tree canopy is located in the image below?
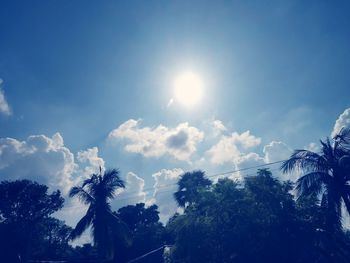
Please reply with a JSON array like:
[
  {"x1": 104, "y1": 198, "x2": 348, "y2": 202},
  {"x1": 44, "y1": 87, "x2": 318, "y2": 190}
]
[
  {"x1": 0, "y1": 180, "x2": 64, "y2": 262},
  {"x1": 1, "y1": 129, "x2": 350, "y2": 262}
]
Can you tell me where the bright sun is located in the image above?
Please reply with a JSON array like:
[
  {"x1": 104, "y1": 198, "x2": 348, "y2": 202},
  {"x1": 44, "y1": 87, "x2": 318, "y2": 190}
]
[{"x1": 174, "y1": 71, "x2": 203, "y2": 107}]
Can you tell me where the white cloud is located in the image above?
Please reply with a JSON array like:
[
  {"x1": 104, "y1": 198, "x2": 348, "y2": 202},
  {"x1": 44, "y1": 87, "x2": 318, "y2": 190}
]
[
  {"x1": 113, "y1": 172, "x2": 147, "y2": 209},
  {"x1": 0, "y1": 132, "x2": 155, "y2": 241},
  {"x1": 108, "y1": 119, "x2": 204, "y2": 161},
  {"x1": 0, "y1": 133, "x2": 76, "y2": 193},
  {"x1": 151, "y1": 168, "x2": 183, "y2": 222},
  {"x1": 263, "y1": 141, "x2": 292, "y2": 163},
  {"x1": 167, "y1": 98, "x2": 174, "y2": 108},
  {"x1": 263, "y1": 141, "x2": 297, "y2": 181},
  {"x1": 212, "y1": 120, "x2": 226, "y2": 133},
  {"x1": 305, "y1": 142, "x2": 320, "y2": 153},
  {"x1": 236, "y1": 152, "x2": 265, "y2": 170},
  {"x1": 0, "y1": 79, "x2": 11, "y2": 116},
  {"x1": 332, "y1": 108, "x2": 350, "y2": 138},
  {"x1": 225, "y1": 152, "x2": 265, "y2": 181},
  {"x1": 0, "y1": 133, "x2": 111, "y2": 233},
  {"x1": 206, "y1": 131, "x2": 261, "y2": 165},
  {"x1": 77, "y1": 147, "x2": 105, "y2": 178}
]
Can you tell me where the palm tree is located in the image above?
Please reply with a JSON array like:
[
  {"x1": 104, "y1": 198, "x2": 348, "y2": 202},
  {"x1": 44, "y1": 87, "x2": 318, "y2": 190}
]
[
  {"x1": 281, "y1": 128, "x2": 350, "y2": 232},
  {"x1": 174, "y1": 170, "x2": 212, "y2": 208},
  {"x1": 69, "y1": 168, "x2": 130, "y2": 261}
]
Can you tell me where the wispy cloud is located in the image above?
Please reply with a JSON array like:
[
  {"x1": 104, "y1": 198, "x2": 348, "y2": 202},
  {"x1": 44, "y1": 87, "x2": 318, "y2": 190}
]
[
  {"x1": 0, "y1": 79, "x2": 11, "y2": 116},
  {"x1": 167, "y1": 98, "x2": 174, "y2": 108}
]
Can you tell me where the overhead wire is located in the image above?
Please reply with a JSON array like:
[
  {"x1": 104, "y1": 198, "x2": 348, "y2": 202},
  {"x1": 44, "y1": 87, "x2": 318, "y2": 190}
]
[{"x1": 60, "y1": 160, "x2": 286, "y2": 211}]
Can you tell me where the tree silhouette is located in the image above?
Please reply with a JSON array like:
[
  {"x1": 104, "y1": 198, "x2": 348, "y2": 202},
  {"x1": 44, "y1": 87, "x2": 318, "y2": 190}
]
[
  {"x1": 30, "y1": 217, "x2": 73, "y2": 261},
  {"x1": 0, "y1": 180, "x2": 64, "y2": 262},
  {"x1": 167, "y1": 169, "x2": 350, "y2": 263},
  {"x1": 115, "y1": 203, "x2": 166, "y2": 263},
  {"x1": 69, "y1": 168, "x2": 130, "y2": 261},
  {"x1": 174, "y1": 170, "x2": 212, "y2": 208},
  {"x1": 281, "y1": 128, "x2": 350, "y2": 232}
]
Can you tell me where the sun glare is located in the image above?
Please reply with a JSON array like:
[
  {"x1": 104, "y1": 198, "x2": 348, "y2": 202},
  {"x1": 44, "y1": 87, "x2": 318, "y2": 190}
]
[{"x1": 174, "y1": 71, "x2": 203, "y2": 107}]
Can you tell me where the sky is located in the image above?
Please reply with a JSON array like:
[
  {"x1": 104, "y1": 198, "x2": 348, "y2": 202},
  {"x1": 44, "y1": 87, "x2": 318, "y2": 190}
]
[{"x1": 1, "y1": 0, "x2": 350, "y2": 237}]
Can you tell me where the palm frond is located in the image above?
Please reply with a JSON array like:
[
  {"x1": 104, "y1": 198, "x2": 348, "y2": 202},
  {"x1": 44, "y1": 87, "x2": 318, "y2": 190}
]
[
  {"x1": 69, "y1": 186, "x2": 95, "y2": 205},
  {"x1": 334, "y1": 127, "x2": 350, "y2": 146},
  {"x1": 341, "y1": 185, "x2": 350, "y2": 216},
  {"x1": 102, "y1": 169, "x2": 125, "y2": 199},
  {"x1": 83, "y1": 174, "x2": 99, "y2": 192},
  {"x1": 70, "y1": 206, "x2": 94, "y2": 240},
  {"x1": 295, "y1": 172, "x2": 330, "y2": 198},
  {"x1": 103, "y1": 169, "x2": 125, "y2": 187},
  {"x1": 320, "y1": 139, "x2": 334, "y2": 163},
  {"x1": 174, "y1": 190, "x2": 186, "y2": 208},
  {"x1": 342, "y1": 195, "x2": 350, "y2": 217},
  {"x1": 281, "y1": 150, "x2": 328, "y2": 173}
]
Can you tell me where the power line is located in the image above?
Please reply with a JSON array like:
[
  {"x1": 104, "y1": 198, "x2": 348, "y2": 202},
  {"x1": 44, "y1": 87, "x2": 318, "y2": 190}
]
[
  {"x1": 61, "y1": 160, "x2": 285, "y2": 210},
  {"x1": 207, "y1": 160, "x2": 285, "y2": 178},
  {"x1": 115, "y1": 167, "x2": 282, "y2": 202},
  {"x1": 106, "y1": 160, "x2": 285, "y2": 202},
  {"x1": 126, "y1": 245, "x2": 171, "y2": 263}
]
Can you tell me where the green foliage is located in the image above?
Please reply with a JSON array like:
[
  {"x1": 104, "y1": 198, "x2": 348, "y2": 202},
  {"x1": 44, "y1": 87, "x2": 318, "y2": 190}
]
[
  {"x1": 167, "y1": 169, "x2": 350, "y2": 263},
  {"x1": 115, "y1": 203, "x2": 166, "y2": 263},
  {"x1": 0, "y1": 180, "x2": 64, "y2": 262},
  {"x1": 0, "y1": 179, "x2": 63, "y2": 224},
  {"x1": 2, "y1": 136, "x2": 350, "y2": 263},
  {"x1": 174, "y1": 170, "x2": 212, "y2": 208},
  {"x1": 30, "y1": 217, "x2": 73, "y2": 260}
]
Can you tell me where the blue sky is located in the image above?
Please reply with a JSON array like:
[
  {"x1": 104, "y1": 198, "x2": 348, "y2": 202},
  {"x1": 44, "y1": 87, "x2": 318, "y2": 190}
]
[{"x1": 1, "y1": 1, "x2": 350, "y2": 227}]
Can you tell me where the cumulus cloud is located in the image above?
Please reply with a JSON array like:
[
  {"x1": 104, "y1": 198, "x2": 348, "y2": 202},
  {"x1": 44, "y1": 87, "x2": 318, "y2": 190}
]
[
  {"x1": 113, "y1": 172, "x2": 147, "y2": 209},
  {"x1": 263, "y1": 141, "x2": 292, "y2": 163},
  {"x1": 224, "y1": 152, "x2": 265, "y2": 181},
  {"x1": 263, "y1": 141, "x2": 297, "y2": 181},
  {"x1": 0, "y1": 132, "x2": 153, "y2": 241},
  {"x1": 108, "y1": 119, "x2": 204, "y2": 161},
  {"x1": 332, "y1": 108, "x2": 350, "y2": 138},
  {"x1": 0, "y1": 79, "x2": 11, "y2": 116},
  {"x1": 151, "y1": 168, "x2": 183, "y2": 222},
  {"x1": 236, "y1": 152, "x2": 265, "y2": 170},
  {"x1": 0, "y1": 133, "x2": 76, "y2": 193},
  {"x1": 77, "y1": 147, "x2": 105, "y2": 178},
  {"x1": 0, "y1": 133, "x2": 113, "y2": 233},
  {"x1": 206, "y1": 131, "x2": 261, "y2": 165}
]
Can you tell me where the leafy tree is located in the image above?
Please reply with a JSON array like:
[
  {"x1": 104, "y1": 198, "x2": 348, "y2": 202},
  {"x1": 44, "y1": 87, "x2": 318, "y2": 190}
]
[
  {"x1": 0, "y1": 180, "x2": 64, "y2": 262},
  {"x1": 167, "y1": 170, "x2": 350, "y2": 263},
  {"x1": 115, "y1": 203, "x2": 166, "y2": 263},
  {"x1": 281, "y1": 128, "x2": 350, "y2": 232},
  {"x1": 69, "y1": 168, "x2": 130, "y2": 261},
  {"x1": 117, "y1": 203, "x2": 160, "y2": 231},
  {"x1": 30, "y1": 217, "x2": 73, "y2": 261},
  {"x1": 174, "y1": 170, "x2": 212, "y2": 208}
]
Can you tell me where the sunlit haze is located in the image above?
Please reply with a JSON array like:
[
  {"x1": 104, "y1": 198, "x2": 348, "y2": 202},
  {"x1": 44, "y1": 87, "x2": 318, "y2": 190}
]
[{"x1": 174, "y1": 71, "x2": 203, "y2": 107}]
